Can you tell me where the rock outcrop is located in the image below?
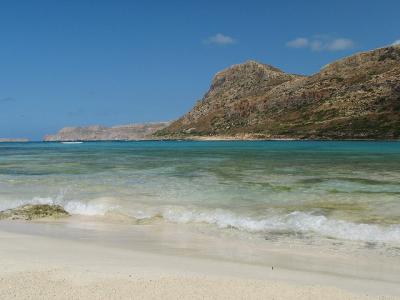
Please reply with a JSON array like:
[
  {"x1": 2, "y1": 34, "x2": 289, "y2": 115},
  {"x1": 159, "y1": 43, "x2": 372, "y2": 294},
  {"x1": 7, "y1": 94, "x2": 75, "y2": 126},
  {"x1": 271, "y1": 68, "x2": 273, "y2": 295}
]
[
  {"x1": 156, "y1": 45, "x2": 400, "y2": 139},
  {"x1": 0, "y1": 204, "x2": 69, "y2": 220},
  {"x1": 44, "y1": 122, "x2": 170, "y2": 141}
]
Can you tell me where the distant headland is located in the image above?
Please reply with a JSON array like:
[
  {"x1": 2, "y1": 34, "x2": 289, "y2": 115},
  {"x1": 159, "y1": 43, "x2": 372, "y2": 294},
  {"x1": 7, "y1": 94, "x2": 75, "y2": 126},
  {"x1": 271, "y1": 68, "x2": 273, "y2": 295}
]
[
  {"x1": 43, "y1": 122, "x2": 170, "y2": 141},
  {"x1": 0, "y1": 138, "x2": 30, "y2": 143}
]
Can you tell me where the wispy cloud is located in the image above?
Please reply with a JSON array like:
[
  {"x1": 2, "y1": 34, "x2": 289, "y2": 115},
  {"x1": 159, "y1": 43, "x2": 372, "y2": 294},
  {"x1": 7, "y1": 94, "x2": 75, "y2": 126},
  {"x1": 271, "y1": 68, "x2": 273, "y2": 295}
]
[
  {"x1": 204, "y1": 33, "x2": 236, "y2": 46},
  {"x1": 286, "y1": 37, "x2": 308, "y2": 48},
  {"x1": 0, "y1": 97, "x2": 16, "y2": 103},
  {"x1": 326, "y1": 38, "x2": 355, "y2": 51},
  {"x1": 286, "y1": 35, "x2": 355, "y2": 52},
  {"x1": 393, "y1": 39, "x2": 400, "y2": 46}
]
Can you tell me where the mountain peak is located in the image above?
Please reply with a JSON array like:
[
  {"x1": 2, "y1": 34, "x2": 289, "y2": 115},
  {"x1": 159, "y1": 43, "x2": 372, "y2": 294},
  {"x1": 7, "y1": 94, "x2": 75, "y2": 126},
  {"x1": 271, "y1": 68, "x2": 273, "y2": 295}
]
[
  {"x1": 214, "y1": 60, "x2": 285, "y2": 80},
  {"x1": 208, "y1": 60, "x2": 300, "y2": 101},
  {"x1": 158, "y1": 45, "x2": 400, "y2": 139}
]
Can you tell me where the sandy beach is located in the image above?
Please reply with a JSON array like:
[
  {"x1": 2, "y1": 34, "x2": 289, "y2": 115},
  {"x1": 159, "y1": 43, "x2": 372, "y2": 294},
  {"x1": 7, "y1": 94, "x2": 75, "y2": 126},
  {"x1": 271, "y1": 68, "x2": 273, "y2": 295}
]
[{"x1": 1, "y1": 218, "x2": 399, "y2": 300}]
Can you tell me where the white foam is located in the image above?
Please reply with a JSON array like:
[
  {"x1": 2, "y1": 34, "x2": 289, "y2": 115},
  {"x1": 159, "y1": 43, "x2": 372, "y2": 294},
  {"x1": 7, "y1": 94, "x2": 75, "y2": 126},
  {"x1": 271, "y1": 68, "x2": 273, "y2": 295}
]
[
  {"x1": 159, "y1": 207, "x2": 400, "y2": 243},
  {"x1": 282, "y1": 211, "x2": 400, "y2": 242},
  {"x1": 63, "y1": 200, "x2": 114, "y2": 216},
  {"x1": 0, "y1": 196, "x2": 56, "y2": 211},
  {"x1": 1, "y1": 196, "x2": 400, "y2": 243}
]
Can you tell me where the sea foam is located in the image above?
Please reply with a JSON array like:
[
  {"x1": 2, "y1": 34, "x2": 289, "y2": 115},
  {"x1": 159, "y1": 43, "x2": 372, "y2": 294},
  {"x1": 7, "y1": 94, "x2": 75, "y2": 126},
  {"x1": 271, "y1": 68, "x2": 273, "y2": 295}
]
[
  {"x1": 2, "y1": 197, "x2": 400, "y2": 243},
  {"x1": 159, "y1": 207, "x2": 400, "y2": 243}
]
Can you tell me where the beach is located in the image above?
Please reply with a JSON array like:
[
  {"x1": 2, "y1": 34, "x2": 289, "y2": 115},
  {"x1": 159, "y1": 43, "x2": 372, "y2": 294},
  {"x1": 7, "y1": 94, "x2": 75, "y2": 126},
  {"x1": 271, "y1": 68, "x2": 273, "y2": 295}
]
[{"x1": 1, "y1": 218, "x2": 399, "y2": 300}]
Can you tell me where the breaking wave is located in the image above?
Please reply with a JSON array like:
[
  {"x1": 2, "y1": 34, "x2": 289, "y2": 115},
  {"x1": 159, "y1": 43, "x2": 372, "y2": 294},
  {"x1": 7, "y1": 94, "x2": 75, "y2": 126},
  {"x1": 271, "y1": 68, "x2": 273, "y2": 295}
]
[
  {"x1": 157, "y1": 207, "x2": 400, "y2": 243},
  {"x1": 2, "y1": 196, "x2": 400, "y2": 243}
]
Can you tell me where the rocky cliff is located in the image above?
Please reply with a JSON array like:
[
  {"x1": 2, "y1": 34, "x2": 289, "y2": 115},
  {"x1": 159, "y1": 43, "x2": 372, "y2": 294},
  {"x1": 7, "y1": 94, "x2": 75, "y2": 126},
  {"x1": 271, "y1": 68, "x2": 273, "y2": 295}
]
[
  {"x1": 0, "y1": 138, "x2": 30, "y2": 142},
  {"x1": 157, "y1": 45, "x2": 400, "y2": 139},
  {"x1": 44, "y1": 122, "x2": 170, "y2": 141}
]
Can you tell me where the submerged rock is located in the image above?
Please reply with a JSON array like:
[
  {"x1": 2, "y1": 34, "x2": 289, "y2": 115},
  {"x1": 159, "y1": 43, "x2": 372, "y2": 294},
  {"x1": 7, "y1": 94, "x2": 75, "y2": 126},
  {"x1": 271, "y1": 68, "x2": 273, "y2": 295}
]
[{"x1": 0, "y1": 204, "x2": 70, "y2": 220}]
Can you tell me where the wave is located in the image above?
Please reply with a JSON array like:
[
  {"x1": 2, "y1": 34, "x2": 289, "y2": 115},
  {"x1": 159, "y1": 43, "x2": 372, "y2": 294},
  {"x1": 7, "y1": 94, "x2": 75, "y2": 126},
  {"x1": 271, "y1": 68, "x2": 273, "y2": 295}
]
[
  {"x1": 2, "y1": 196, "x2": 400, "y2": 243},
  {"x1": 159, "y1": 207, "x2": 400, "y2": 243}
]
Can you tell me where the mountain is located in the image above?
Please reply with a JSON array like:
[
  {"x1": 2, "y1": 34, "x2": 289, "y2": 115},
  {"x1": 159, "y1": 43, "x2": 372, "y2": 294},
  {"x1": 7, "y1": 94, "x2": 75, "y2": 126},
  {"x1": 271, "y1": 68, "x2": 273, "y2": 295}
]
[
  {"x1": 156, "y1": 45, "x2": 400, "y2": 139},
  {"x1": 44, "y1": 122, "x2": 170, "y2": 141},
  {"x1": 0, "y1": 138, "x2": 29, "y2": 142}
]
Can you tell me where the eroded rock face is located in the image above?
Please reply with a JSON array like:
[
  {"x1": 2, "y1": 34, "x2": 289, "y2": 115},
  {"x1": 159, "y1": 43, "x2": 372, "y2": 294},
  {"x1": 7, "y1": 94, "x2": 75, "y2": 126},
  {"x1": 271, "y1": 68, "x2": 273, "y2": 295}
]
[
  {"x1": 0, "y1": 138, "x2": 29, "y2": 142},
  {"x1": 44, "y1": 122, "x2": 170, "y2": 141},
  {"x1": 157, "y1": 45, "x2": 400, "y2": 139},
  {"x1": 0, "y1": 204, "x2": 70, "y2": 220}
]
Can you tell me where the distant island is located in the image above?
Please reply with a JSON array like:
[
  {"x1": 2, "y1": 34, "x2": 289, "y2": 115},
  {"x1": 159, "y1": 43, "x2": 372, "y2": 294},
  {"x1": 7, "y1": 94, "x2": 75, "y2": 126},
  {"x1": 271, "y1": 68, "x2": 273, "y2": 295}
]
[
  {"x1": 0, "y1": 138, "x2": 29, "y2": 142},
  {"x1": 43, "y1": 45, "x2": 400, "y2": 141},
  {"x1": 156, "y1": 45, "x2": 400, "y2": 140},
  {"x1": 43, "y1": 122, "x2": 170, "y2": 141}
]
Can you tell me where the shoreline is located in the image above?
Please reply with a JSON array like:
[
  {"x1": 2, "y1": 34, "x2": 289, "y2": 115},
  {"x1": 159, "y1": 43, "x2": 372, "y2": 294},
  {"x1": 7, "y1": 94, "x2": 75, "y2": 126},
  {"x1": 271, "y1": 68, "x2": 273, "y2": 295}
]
[
  {"x1": 3, "y1": 138, "x2": 399, "y2": 142},
  {"x1": 1, "y1": 219, "x2": 399, "y2": 299},
  {"x1": 36, "y1": 138, "x2": 400, "y2": 142}
]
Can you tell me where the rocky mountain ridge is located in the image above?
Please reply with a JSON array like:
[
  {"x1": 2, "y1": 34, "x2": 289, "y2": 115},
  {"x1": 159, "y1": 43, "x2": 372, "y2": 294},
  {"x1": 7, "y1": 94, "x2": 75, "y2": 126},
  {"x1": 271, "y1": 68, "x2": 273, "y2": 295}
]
[
  {"x1": 44, "y1": 122, "x2": 170, "y2": 141},
  {"x1": 156, "y1": 45, "x2": 400, "y2": 139}
]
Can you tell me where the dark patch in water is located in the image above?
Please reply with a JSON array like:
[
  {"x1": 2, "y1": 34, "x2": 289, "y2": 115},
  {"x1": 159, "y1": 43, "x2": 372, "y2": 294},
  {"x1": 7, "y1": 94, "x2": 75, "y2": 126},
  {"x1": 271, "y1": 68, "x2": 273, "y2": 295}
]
[
  {"x1": 338, "y1": 177, "x2": 396, "y2": 185},
  {"x1": 332, "y1": 242, "x2": 344, "y2": 246},
  {"x1": 364, "y1": 241, "x2": 378, "y2": 249},
  {"x1": 328, "y1": 189, "x2": 400, "y2": 195},
  {"x1": 277, "y1": 201, "x2": 368, "y2": 217},
  {"x1": 265, "y1": 230, "x2": 310, "y2": 241},
  {"x1": 298, "y1": 176, "x2": 397, "y2": 186},
  {"x1": 272, "y1": 185, "x2": 292, "y2": 192},
  {"x1": 297, "y1": 178, "x2": 326, "y2": 184}
]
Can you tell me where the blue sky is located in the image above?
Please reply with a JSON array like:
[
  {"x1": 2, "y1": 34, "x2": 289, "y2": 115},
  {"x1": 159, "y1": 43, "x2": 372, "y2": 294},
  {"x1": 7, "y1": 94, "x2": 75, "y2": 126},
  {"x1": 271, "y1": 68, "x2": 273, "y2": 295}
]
[{"x1": 1, "y1": 0, "x2": 399, "y2": 140}]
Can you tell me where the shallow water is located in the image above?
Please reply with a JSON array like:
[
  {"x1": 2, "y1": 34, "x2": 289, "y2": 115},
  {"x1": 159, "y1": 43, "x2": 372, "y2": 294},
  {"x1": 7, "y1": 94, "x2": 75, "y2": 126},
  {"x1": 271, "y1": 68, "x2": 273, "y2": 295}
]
[{"x1": 0, "y1": 141, "x2": 400, "y2": 245}]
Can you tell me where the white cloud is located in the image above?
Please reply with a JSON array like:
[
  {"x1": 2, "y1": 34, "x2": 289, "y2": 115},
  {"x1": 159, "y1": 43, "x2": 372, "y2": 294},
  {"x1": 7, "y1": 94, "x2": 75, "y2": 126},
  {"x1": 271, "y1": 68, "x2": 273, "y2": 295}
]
[
  {"x1": 286, "y1": 38, "x2": 308, "y2": 48},
  {"x1": 204, "y1": 33, "x2": 236, "y2": 46},
  {"x1": 392, "y1": 39, "x2": 400, "y2": 46},
  {"x1": 310, "y1": 40, "x2": 323, "y2": 51},
  {"x1": 286, "y1": 35, "x2": 355, "y2": 52},
  {"x1": 326, "y1": 38, "x2": 355, "y2": 51}
]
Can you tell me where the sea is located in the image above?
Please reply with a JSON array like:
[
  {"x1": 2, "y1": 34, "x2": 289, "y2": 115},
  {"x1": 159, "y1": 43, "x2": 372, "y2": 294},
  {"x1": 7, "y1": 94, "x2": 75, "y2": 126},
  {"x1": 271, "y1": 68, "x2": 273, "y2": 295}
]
[{"x1": 1, "y1": 141, "x2": 399, "y2": 247}]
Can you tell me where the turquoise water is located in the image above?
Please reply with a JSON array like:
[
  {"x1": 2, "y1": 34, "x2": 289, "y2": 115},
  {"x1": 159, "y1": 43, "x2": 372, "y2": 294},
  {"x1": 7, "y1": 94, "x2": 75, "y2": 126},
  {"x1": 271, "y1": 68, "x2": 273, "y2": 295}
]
[{"x1": 1, "y1": 141, "x2": 400, "y2": 244}]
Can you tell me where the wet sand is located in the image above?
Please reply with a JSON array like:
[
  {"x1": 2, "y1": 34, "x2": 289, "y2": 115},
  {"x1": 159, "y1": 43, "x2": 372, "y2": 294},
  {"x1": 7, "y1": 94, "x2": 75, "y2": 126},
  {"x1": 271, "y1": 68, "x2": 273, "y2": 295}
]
[{"x1": 0, "y1": 218, "x2": 399, "y2": 299}]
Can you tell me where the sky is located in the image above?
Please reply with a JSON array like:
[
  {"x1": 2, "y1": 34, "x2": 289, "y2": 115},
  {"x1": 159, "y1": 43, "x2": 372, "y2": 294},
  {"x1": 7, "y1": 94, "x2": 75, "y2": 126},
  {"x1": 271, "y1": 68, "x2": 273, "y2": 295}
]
[{"x1": 0, "y1": 0, "x2": 399, "y2": 140}]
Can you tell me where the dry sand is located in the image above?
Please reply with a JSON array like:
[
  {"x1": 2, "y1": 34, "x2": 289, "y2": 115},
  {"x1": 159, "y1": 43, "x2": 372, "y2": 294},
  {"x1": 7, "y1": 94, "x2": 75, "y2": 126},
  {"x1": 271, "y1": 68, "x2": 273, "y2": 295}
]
[{"x1": 0, "y1": 220, "x2": 399, "y2": 300}]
